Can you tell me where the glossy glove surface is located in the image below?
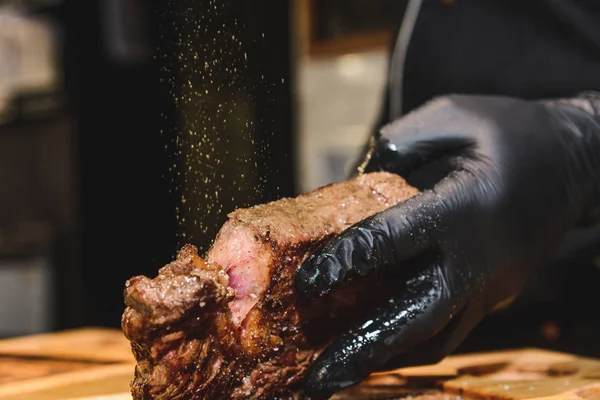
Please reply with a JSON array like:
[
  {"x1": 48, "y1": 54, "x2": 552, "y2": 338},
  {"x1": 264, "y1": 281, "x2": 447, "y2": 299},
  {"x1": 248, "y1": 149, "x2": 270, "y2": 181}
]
[{"x1": 295, "y1": 94, "x2": 600, "y2": 399}]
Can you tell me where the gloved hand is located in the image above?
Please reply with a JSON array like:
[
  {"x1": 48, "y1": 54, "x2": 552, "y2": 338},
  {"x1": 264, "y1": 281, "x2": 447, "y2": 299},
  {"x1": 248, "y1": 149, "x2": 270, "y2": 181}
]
[{"x1": 295, "y1": 93, "x2": 600, "y2": 399}]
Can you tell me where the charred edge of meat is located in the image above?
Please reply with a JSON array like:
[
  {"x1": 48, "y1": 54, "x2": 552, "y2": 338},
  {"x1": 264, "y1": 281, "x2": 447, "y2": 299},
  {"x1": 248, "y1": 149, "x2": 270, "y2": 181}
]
[
  {"x1": 122, "y1": 245, "x2": 247, "y2": 399},
  {"x1": 122, "y1": 245, "x2": 234, "y2": 342}
]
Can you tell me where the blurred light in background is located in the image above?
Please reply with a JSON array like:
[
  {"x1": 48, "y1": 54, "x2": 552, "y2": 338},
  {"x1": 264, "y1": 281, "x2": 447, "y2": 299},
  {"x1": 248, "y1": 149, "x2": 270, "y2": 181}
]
[
  {"x1": 101, "y1": 0, "x2": 151, "y2": 65},
  {"x1": 336, "y1": 54, "x2": 366, "y2": 79},
  {"x1": 0, "y1": 4, "x2": 62, "y2": 124},
  {"x1": 297, "y1": 51, "x2": 388, "y2": 193}
]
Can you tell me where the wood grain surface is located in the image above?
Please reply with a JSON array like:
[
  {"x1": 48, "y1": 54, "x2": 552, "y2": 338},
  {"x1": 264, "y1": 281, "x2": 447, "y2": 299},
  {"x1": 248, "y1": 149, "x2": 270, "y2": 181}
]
[
  {"x1": 0, "y1": 364, "x2": 133, "y2": 400},
  {"x1": 0, "y1": 356, "x2": 103, "y2": 384},
  {"x1": 0, "y1": 327, "x2": 134, "y2": 363},
  {"x1": 1, "y1": 329, "x2": 599, "y2": 400}
]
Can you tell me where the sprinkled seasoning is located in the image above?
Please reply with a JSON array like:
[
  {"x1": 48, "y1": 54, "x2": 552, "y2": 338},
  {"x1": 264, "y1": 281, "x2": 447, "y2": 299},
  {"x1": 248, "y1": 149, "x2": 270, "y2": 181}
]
[{"x1": 157, "y1": 0, "x2": 285, "y2": 253}]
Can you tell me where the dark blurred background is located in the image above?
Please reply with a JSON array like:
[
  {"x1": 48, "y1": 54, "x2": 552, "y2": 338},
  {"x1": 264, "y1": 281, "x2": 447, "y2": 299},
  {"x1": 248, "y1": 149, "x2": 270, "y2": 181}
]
[
  {"x1": 0, "y1": 0, "x2": 295, "y2": 334},
  {"x1": 0, "y1": 0, "x2": 598, "y2": 360}
]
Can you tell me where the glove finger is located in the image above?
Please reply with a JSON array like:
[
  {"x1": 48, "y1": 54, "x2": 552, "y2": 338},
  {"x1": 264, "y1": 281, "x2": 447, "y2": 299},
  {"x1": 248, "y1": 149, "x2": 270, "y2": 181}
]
[
  {"x1": 372, "y1": 97, "x2": 476, "y2": 177},
  {"x1": 303, "y1": 261, "x2": 454, "y2": 399},
  {"x1": 374, "y1": 135, "x2": 470, "y2": 180},
  {"x1": 380, "y1": 295, "x2": 485, "y2": 371},
  {"x1": 295, "y1": 190, "x2": 442, "y2": 299}
]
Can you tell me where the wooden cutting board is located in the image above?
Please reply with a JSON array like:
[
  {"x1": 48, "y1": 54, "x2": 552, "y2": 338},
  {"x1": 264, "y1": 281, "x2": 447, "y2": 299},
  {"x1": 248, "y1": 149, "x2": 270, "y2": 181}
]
[
  {"x1": 0, "y1": 328, "x2": 134, "y2": 400},
  {"x1": 46, "y1": 349, "x2": 600, "y2": 400},
  {"x1": 0, "y1": 327, "x2": 135, "y2": 363},
  {"x1": 0, "y1": 328, "x2": 599, "y2": 400},
  {"x1": 337, "y1": 348, "x2": 600, "y2": 399}
]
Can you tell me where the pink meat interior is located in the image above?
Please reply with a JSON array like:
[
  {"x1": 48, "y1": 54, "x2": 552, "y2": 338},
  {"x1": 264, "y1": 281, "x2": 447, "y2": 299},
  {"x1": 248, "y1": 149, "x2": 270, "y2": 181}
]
[
  {"x1": 207, "y1": 222, "x2": 273, "y2": 326},
  {"x1": 206, "y1": 172, "x2": 420, "y2": 328}
]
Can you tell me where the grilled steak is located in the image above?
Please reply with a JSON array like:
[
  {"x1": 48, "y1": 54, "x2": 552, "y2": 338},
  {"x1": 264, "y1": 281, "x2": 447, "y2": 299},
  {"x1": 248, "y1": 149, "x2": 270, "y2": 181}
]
[{"x1": 122, "y1": 172, "x2": 418, "y2": 399}]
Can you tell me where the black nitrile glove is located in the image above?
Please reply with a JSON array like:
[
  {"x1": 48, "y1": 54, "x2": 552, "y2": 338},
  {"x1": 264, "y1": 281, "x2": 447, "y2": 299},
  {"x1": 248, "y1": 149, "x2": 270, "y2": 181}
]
[{"x1": 295, "y1": 93, "x2": 600, "y2": 399}]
